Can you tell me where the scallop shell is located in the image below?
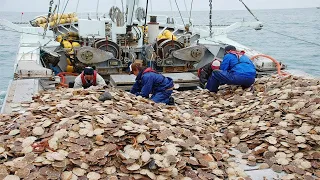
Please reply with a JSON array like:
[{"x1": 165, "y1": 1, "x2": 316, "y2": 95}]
[
  {"x1": 87, "y1": 172, "x2": 100, "y2": 180},
  {"x1": 279, "y1": 121, "x2": 288, "y2": 127},
  {"x1": 276, "y1": 158, "x2": 289, "y2": 165},
  {"x1": 104, "y1": 166, "x2": 116, "y2": 175},
  {"x1": 113, "y1": 130, "x2": 125, "y2": 137},
  {"x1": 4, "y1": 175, "x2": 20, "y2": 180},
  {"x1": 0, "y1": 147, "x2": 5, "y2": 154},
  {"x1": 72, "y1": 168, "x2": 86, "y2": 176},
  {"x1": 141, "y1": 151, "x2": 151, "y2": 162},
  {"x1": 259, "y1": 163, "x2": 270, "y2": 169},
  {"x1": 42, "y1": 120, "x2": 53, "y2": 128},
  {"x1": 299, "y1": 160, "x2": 311, "y2": 169},
  {"x1": 295, "y1": 136, "x2": 306, "y2": 143},
  {"x1": 285, "y1": 114, "x2": 295, "y2": 121},
  {"x1": 126, "y1": 163, "x2": 140, "y2": 171},
  {"x1": 61, "y1": 171, "x2": 77, "y2": 180},
  {"x1": 231, "y1": 137, "x2": 240, "y2": 145},
  {"x1": 266, "y1": 136, "x2": 277, "y2": 145},
  {"x1": 268, "y1": 146, "x2": 278, "y2": 152},
  {"x1": 9, "y1": 129, "x2": 20, "y2": 136},
  {"x1": 298, "y1": 126, "x2": 313, "y2": 134},
  {"x1": 32, "y1": 127, "x2": 45, "y2": 136},
  {"x1": 46, "y1": 152, "x2": 66, "y2": 161},
  {"x1": 136, "y1": 134, "x2": 147, "y2": 143},
  {"x1": 0, "y1": 76, "x2": 318, "y2": 179}
]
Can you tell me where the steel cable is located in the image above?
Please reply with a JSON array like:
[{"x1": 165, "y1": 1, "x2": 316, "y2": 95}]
[
  {"x1": 239, "y1": 0, "x2": 259, "y2": 21},
  {"x1": 264, "y1": 29, "x2": 320, "y2": 47},
  {"x1": 174, "y1": 0, "x2": 186, "y2": 27}
]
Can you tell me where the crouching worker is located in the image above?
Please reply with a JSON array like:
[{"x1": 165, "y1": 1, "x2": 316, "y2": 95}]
[
  {"x1": 74, "y1": 67, "x2": 106, "y2": 89},
  {"x1": 130, "y1": 63, "x2": 174, "y2": 105},
  {"x1": 198, "y1": 59, "x2": 221, "y2": 88},
  {"x1": 206, "y1": 45, "x2": 256, "y2": 93}
]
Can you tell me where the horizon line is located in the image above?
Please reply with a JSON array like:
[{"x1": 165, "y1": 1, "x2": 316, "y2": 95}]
[{"x1": 0, "y1": 7, "x2": 318, "y2": 13}]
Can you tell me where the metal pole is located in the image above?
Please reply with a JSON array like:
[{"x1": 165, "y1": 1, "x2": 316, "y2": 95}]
[
  {"x1": 143, "y1": 0, "x2": 149, "y2": 45},
  {"x1": 96, "y1": 0, "x2": 100, "y2": 19}
]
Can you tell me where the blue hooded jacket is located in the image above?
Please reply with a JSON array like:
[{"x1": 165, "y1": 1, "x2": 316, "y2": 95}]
[
  {"x1": 130, "y1": 68, "x2": 174, "y2": 98},
  {"x1": 220, "y1": 53, "x2": 256, "y2": 78}
]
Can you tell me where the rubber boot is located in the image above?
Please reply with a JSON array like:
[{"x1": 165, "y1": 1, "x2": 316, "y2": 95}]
[
  {"x1": 99, "y1": 91, "x2": 113, "y2": 101},
  {"x1": 168, "y1": 96, "x2": 175, "y2": 105}
]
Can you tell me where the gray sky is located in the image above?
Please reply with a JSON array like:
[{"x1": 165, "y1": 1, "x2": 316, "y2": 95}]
[{"x1": 0, "y1": 0, "x2": 319, "y2": 12}]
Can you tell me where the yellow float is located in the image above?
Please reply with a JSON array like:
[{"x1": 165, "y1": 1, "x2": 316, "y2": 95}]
[
  {"x1": 72, "y1": 42, "x2": 80, "y2": 48},
  {"x1": 157, "y1": 30, "x2": 177, "y2": 41}
]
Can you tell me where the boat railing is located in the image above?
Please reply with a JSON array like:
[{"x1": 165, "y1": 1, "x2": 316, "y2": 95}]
[{"x1": 75, "y1": 12, "x2": 194, "y2": 27}]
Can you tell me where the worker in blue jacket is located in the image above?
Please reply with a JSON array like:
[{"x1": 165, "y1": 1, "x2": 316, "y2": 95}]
[
  {"x1": 206, "y1": 45, "x2": 256, "y2": 93},
  {"x1": 130, "y1": 63, "x2": 175, "y2": 104}
]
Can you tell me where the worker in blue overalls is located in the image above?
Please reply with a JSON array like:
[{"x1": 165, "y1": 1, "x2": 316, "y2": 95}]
[
  {"x1": 130, "y1": 63, "x2": 174, "y2": 105},
  {"x1": 206, "y1": 45, "x2": 256, "y2": 93}
]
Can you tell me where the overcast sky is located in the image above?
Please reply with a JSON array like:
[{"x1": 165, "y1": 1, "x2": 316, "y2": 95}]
[{"x1": 0, "y1": 0, "x2": 319, "y2": 12}]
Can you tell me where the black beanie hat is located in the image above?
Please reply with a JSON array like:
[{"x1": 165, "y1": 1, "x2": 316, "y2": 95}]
[
  {"x1": 84, "y1": 67, "x2": 94, "y2": 75},
  {"x1": 225, "y1": 45, "x2": 236, "y2": 52}
]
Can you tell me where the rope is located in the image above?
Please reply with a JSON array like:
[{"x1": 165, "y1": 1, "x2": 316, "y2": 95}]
[
  {"x1": 130, "y1": 0, "x2": 136, "y2": 25},
  {"x1": 57, "y1": 0, "x2": 70, "y2": 25},
  {"x1": 184, "y1": 0, "x2": 188, "y2": 12},
  {"x1": 75, "y1": 0, "x2": 80, "y2": 13},
  {"x1": 239, "y1": 0, "x2": 259, "y2": 21},
  {"x1": 96, "y1": 0, "x2": 100, "y2": 19},
  {"x1": 264, "y1": 29, "x2": 320, "y2": 47},
  {"x1": 188, "y1": 0, "x2": 194, "y2": 25},
  {"x1": 56, "y1": 0, "x2": 61, "y2": 19},
  {"x1": 169, "y1": 0, "x2": 174, "y2": 17},
  {"x1": 174, "y1": 0, "x2": 186, "y2": 27},
  {"x1": 209, "y1": 0, "x2": 213, "y2": 38},
  {"x1": 58, "y1": 0, "x2": 66, "y2": 22},
  {"x1": 0, "y1": 27, "x2": 55, "y2": 38},
  {"x1": 121, "y1": 0, "x2": 124, "y2": 13}
]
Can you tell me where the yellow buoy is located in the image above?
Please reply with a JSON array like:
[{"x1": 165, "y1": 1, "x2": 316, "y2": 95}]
[
  {"x1": 35, "y1": 18, "x2": 42, "y2": 25},
  {"x1": 56, "y1": 35, "x2": 62, "y2": 42},
  {"x1": 66, "y1": 65, "x2": 74, "y2": 72},
  {"x1": 160, "y1": 35, "x2": 167, "y2": 40},
  {"x1": 62, "y1": 40, "x2": 72, "y2": 49},
  {"x1": 68, "y1": 49, "x2": 74, "y2": 55},
  {"x1": 164, "y1": 31, "x2": 173, "y2": 38},
  {"x1": 49, "y1": 21, "x2": 56, "y2": 27},
  {"x1": 72, "y1": 32, "x2": 79, "y2": 37},
  {"x1": 62, "y1": 14, "x2": 68, "y2": 19},
  {"x1": 73, "y1": 17, "x2": 79, "y2": 22},
  {"x1": 66, "y1": 58, "x2": 72, "y2": 66},
  {"x1": 39, "y1": 23, "x2": 46, "y2": 28},
  {"x1": 53, "y1": 14, "x2": 59, "y2": 20},
  {"x1": 72, "y1": 42, "x2": 80, "y2": 48},
  {"x1": 59, "y1": 19, "x2": 66, "y2": 24},
  {"x1": 141, "y1": 26, "x2": 148, "y2": 33},
  {"x1": 67, "y1": 18, "x2": 72, "y2": 23}
]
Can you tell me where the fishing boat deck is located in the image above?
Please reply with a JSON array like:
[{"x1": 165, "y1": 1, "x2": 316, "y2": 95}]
[
  {"x1": 1, "y1": 79, "x2": 40, "y2": 114},
  {"x1": 110, "y1": 72, "x2": 200, "y2": 90}
]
